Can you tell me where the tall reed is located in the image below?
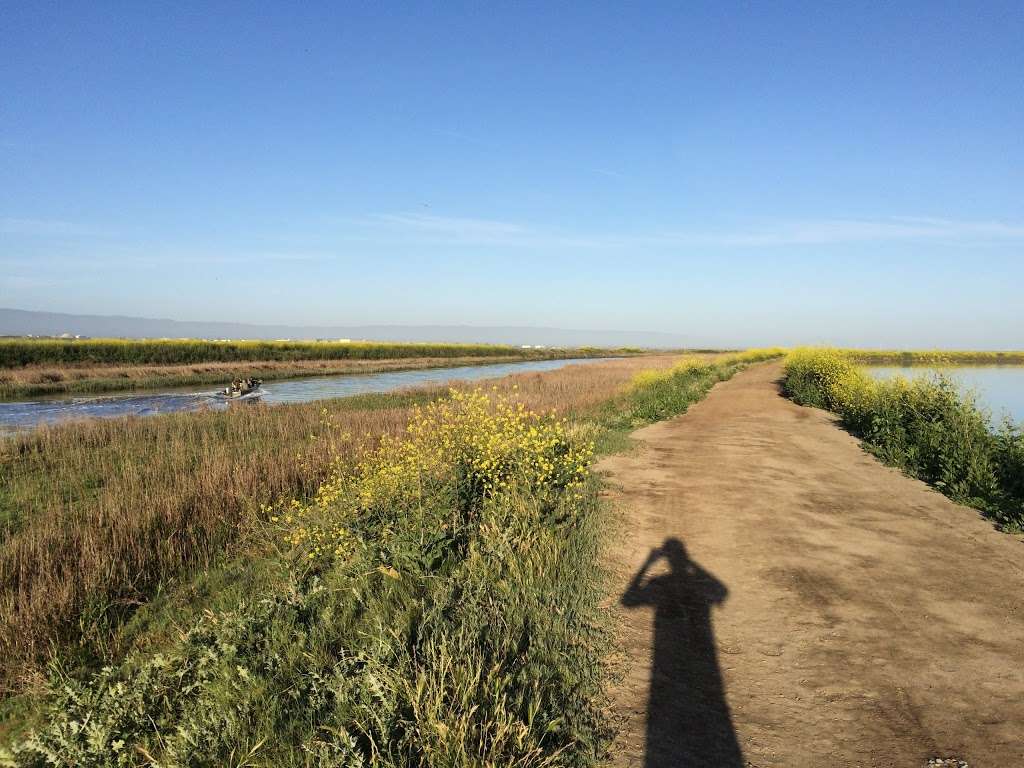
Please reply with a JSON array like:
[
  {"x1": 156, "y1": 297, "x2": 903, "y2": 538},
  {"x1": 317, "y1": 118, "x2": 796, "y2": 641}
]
[
  {"x1": 0, "y1": 338, "x2": 607, "y2": 368},
  {"x1": 0, "y1": 355, "x2": 539, "y2": 400},
  {"x1": 839, "y1": 349, "x2": 1024, "y2": 366},
  {"x1": 0, "y1": 356, "x2": 683, "y2": 690},
  {"x1": 2, "y1": 351, "x2": 777, "y2": 762},
  {"x1": 5, "y1": 394, "x2": 610, "y2": 766}
]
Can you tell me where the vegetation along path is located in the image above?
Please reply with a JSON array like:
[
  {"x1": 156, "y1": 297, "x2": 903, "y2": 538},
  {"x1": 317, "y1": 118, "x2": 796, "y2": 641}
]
[{"x1": 599, "y1": 362, "x2": 1024, "y2": 767}]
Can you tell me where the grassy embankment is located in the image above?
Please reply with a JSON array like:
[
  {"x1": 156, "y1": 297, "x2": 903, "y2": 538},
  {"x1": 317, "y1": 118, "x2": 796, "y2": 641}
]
[
  {"x1": 0, "y1": 338, "x2": 596, "y2": 366},
  {"x1": 0, "y1": 349, "x2": 782, "y2": 764},
  {"x1": 0, "y1": 339, "x2": 631, "y2": 400},
  {"x1": 840, "y1": 349, "x2": 1024, "y2": 366},
  {"x1": 782, "y1": 348, "x2": 1024, "y2": 532},
  {"x1": 0, "y1": 357, "x2": 566, "y2": 400}
]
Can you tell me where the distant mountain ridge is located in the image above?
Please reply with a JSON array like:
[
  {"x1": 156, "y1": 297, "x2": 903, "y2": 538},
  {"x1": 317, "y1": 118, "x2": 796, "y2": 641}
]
[{"x1": 0, "y1": 308, "x2": 691, "y2": 349}]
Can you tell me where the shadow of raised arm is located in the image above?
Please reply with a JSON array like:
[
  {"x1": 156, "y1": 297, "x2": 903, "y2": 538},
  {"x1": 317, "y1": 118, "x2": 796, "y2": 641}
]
[{"x1": 621, "y1": 547, "x2": 662, "y2": 607}]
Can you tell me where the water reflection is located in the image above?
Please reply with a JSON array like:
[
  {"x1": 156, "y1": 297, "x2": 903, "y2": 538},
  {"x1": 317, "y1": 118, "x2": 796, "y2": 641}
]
[{"x1": 0, "y1": 358, "x2": 608, "y2": 432}]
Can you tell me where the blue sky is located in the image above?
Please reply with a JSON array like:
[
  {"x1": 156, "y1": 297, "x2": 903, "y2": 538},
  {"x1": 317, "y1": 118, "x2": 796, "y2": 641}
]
[{"x1": 2, "y1": 1, "x2": 1022, "y2": 346}]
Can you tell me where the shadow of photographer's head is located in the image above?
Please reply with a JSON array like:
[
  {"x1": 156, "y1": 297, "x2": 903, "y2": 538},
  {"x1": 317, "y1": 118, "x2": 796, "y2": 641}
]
[{"x1": 659, "y1": 537, "x2": 687, "y2": 563}]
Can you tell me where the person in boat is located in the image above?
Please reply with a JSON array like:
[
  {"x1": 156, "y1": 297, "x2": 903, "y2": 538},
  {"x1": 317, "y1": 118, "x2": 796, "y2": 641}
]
[{"x1": 222, "y1": 377, "x2": 262, "y2": 397}]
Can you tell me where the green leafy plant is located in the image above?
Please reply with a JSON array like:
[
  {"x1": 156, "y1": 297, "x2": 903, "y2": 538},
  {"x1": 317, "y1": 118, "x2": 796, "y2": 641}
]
[{"x1": 782, "y1": 348, "x2": 1024, "y2": 530}]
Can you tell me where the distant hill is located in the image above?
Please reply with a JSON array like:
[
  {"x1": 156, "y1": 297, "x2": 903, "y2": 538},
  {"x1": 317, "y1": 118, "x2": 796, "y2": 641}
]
[{"x1": 0, "y1": 308, "x2": 692, "y2": 349}]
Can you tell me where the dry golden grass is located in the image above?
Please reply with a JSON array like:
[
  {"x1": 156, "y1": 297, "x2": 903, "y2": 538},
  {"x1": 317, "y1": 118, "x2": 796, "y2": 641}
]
[{"x1": 0, "y1": 355, "x2": 682, "y2": 690}]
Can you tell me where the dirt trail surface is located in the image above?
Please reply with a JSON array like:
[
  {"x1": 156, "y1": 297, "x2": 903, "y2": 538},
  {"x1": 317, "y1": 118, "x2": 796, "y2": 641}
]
[{"x1": 598, "y1": 362, "x2": 1024, "y2": 768}]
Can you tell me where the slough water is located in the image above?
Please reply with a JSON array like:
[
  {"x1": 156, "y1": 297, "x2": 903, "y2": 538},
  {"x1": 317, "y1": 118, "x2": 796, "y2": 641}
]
[{"x1": 0, "y1": 357, "x2": 612, "y2": 432}]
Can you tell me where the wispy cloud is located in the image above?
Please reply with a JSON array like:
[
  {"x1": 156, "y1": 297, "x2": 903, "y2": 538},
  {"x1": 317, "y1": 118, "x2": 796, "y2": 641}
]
[
  {"x1": 370, "y1": 213, "x2": 530, "y2": 243},
  {"x1": 692, "y1": 217, "x2": 1024, "y2": 247},
  {"x1": 358, "y1": 213, "x2": 1024, "y2": 250}
]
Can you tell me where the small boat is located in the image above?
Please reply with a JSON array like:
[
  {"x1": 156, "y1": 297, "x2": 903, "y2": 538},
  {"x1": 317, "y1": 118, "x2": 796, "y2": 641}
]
[{"x1": 222, "y1": 377, "x2": 263, "y2": 399}]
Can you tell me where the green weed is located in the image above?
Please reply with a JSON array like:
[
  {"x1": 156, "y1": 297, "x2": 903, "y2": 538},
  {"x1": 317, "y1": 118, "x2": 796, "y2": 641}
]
[
  {"x1": 0, "y1": 351, "x2": 778, "y2": 765},
  {"x1": 782, "y1": 348, "x2": 1024, "y2": 530}
]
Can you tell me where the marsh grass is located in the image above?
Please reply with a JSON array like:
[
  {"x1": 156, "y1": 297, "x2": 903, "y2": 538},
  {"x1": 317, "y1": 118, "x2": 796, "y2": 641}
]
[
  {"x1": 6, "y1": 486, "x2": 613, "y2": 767},
  {"x1": 0, "y1": 357, "x2": 685, "y2": 692},
  {"x1": 839, "y1": 349, "x2": 1024, "y2": 366},
  {"x1": 0, "y1": 355, "x2": 547, "y2": 400},
  {"x1": 0, "y1": 392, "x2": 437, "y2": 690},
  {"x1": 0, "y1": 351, "x2": 778, "y2": 765},
  {"x1": 783, "y1": 348, "x2": 1024, "y2": 531},
  {"x1": 0, "y1": 339, "x2": 591, "y2": 368},
  {"x1": 611, "y1": 349, "x2": 783, "y2": 428}
]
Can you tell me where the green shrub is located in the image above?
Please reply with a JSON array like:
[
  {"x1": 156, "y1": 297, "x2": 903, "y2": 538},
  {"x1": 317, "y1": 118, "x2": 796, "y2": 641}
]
[
  {"x1": 621, "y1": 359, "x2": 730, "y2": 427},
  {"x1": 992, "y1": 422, "x2": 1024, "y2": 530},
  {"x1": 4, "y1": 492, "x2": 608, "y2": 767},
  {"x1": 782, "y1": 348, "x2": 1023, "y2": 530},
  {"x1": 1, "y1": 353, "x2": 776, "y2": 764},
  {"x1": 2, "y1": 394, "x2": 609, "y2": 767},
  {"x1": 782, "y1": 348, "x2": 872, "y2": 417},
  {"x1": 862, "y1": 376, "x2": 998, "y2": 504},
  {"x1": 842, "y1": 349, "x2": 1024, "y2": 366}
]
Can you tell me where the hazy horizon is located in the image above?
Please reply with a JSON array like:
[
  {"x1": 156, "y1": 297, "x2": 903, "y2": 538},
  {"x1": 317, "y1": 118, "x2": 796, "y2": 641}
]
[{"x1": 3, "y1": 306, "x2": 1023, "y2": 351}]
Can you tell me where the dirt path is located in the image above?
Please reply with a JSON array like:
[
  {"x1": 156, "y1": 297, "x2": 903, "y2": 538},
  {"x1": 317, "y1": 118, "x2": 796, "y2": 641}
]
[{"x1": 598, "y1": 362, "x2": 1024, "y2": 768}]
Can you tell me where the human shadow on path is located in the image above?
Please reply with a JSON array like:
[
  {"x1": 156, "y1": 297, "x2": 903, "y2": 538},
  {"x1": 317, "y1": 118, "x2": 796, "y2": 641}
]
[{"x1": 621, "y1": 538, "x2": 743, "y2": 768}]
